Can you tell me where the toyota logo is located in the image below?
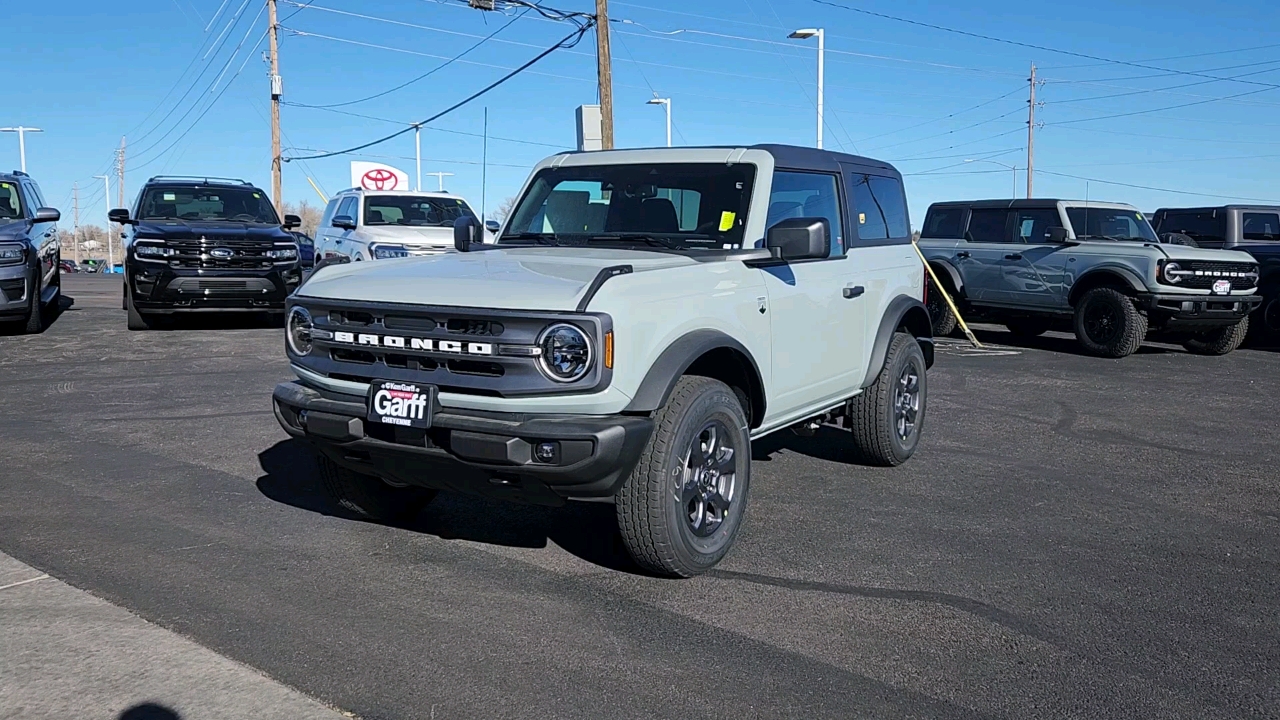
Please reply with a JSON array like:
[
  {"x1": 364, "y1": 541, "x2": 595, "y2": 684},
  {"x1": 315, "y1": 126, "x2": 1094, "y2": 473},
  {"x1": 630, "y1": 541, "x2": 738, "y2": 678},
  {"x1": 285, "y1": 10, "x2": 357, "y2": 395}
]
[
  {"x1": 209, "y1": 248, "x2": 234, "y2": 259},
  {"x1": 361, "y1": 168, "x2": 399, "y2": 191}
]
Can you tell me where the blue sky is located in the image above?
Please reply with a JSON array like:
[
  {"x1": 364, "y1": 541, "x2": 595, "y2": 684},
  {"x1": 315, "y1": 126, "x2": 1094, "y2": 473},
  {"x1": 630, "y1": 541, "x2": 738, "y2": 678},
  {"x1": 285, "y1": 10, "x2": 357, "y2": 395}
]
[{"x1": 7, "y1": 0, "x2": 1280, "y2": 226}]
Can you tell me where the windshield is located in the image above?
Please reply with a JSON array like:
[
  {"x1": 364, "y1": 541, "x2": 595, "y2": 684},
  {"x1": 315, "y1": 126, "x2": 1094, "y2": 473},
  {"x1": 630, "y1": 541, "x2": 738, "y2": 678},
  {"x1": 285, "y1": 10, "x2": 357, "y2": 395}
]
[
  {"x1": 138, "y1": 185, "x2": 280, "y2": 224},
  {"x1": 501, "y1": 163, "x2": 757, "y2": 250},
  {"x1": 0, "y1": 181, "x2": 23, "y2": 223},
  {"x1": 364, "y1": 195, "x2": 475, "y2": 227},
  {"x1": 1066, "y1": 207, "x2": 1158, "y2": 243}
]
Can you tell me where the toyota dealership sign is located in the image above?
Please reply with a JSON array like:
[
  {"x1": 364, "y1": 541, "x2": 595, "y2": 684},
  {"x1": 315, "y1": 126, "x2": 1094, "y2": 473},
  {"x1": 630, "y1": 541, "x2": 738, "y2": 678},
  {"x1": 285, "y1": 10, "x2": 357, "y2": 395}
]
[{"x1": 350, "y1": 161, "x2": 411, "y2": 192}]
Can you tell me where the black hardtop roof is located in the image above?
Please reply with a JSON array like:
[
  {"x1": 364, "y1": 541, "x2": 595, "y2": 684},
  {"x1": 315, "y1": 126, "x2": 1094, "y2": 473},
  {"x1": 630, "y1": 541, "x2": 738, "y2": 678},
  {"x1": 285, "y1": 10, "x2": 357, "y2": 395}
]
[
  {"x1": 927, "y1": 198, "x2": 1139, "y2": 211},
  {"x1": 750, "y1": 144, "x2": 900, "y2": 177},
  {"x1": 1154, "y1": 204, "x2": 1280, "y2": 213},
  {"x1": 0, "y1": 171, "x2": 28, "y2": 182}
]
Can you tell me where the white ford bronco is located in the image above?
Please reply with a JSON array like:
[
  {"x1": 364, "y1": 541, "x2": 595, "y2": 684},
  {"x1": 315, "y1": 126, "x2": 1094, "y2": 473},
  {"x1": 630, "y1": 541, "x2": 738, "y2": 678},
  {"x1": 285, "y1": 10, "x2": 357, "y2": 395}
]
[{"x1": 273, "y1": 145, "x2": 933, "y2": 576}]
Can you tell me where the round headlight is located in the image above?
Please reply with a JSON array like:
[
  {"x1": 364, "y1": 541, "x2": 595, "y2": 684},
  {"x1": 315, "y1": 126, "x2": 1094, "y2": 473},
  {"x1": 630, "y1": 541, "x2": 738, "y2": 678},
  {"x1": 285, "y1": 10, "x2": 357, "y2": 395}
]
[
  {"x1": 1164, "y1": 261, "x2": 1184, "y2": 283},
  {"x1": 538, "y1": 323, "x2": 592, "y2": 382},
  {"x1": 287, "y1": 306, "x2": 313, "y2": 356}
]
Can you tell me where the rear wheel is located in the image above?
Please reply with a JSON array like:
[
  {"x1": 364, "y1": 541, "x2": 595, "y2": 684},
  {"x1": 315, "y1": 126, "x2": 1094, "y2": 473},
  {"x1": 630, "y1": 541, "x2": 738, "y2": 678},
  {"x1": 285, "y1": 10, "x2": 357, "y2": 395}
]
[
  {"x1": 1005, "y1": 317, "x2": 1051, "y2": 337},
  {"x1": 925, "y1": 275, "x2": 958, "y2": 337},
  {"x1": 1184, "y1": 317, "x2": 1249, "y2": 356},
  {"x1": 847, "y1": 332, "x2": 928, "y2": 466},
  {"x1": 316, "y1": 454, "x2": 437, "y2": 523},
  {"x1": 1073, "y1": 288, "x2": 1147, "y2": 358}
]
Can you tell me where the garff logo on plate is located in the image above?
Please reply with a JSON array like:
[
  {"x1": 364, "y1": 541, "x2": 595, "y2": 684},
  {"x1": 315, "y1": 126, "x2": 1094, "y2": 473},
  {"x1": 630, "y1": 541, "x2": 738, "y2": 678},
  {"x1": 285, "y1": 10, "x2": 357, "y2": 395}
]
[
  {"x1": 369, "y1": 381, "x2": 430, "y2": 427},
  {"x1": 1212, "y1": 279, "x2": 1232, "y2": 294}
]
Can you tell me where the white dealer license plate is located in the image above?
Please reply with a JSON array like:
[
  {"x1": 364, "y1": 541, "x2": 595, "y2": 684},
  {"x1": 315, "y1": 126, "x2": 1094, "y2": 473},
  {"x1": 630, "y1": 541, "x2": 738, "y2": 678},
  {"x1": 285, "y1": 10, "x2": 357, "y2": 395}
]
[
  {"x1": 1212, "y1": 279, "x2": 1232, "y2": 295},
  {"x1": 367, "y1": 380, "x2": 435, "y2": 429}
]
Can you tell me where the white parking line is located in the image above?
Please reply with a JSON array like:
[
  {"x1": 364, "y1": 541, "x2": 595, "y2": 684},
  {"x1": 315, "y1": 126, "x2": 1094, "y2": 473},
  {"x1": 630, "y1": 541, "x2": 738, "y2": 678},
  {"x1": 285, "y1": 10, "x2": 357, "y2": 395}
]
[{"x1": 0, "y1": 574, "x2": 49, "y2": 592}]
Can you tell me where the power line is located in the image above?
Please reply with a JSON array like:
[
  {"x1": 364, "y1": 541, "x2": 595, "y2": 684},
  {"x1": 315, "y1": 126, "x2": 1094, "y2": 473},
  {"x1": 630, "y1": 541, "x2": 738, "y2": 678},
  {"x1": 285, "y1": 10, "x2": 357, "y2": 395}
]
[
  {"x1": 1047, "y1": 86, "x2": 1276, "y2": 126},
  {"x1": 811, "y1": 0, "x2": 1280, "y2": 91},
  {"x1": 286, "y1": 23, "x2": 592, "y2": 161},
  {"x1": 855, "y1": 85, "x2": 1024, "y2": 144},
  {"x1": 281, "y1": 102, "x2": 570, "y2": 148},
  {"x1": 1051, "y1": 124, "x2": 1280, "y2": 146},
  {"x1": 1038, "y1": 41, "x2": 1280, "y2": 70},
  {"x1": 1034, "y1": 169, "x2": 1280, "y2": 204},
  {"x1": 1044, "y1": 61, "x2": 1280, "y2": 107},
  {"x1": 868, "y1": 107, "x2": 1025, "y2": 152}
]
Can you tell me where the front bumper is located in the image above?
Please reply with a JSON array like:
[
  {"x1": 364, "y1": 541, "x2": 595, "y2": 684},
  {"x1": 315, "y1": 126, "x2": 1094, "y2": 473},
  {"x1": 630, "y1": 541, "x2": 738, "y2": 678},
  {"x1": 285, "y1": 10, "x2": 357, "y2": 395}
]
[
  {"x1": 272, "y1": 381, "x2": 653, "y2": 506},
  {"x1": 128, "y1": 261, "x2": 302, "y2": 313},
  {"x1": 0, "y1": 261, "x2": 31, "y2": 317},
  {"x1": 1141, "y1": 292, "x2": 1261, "y2": 328}
]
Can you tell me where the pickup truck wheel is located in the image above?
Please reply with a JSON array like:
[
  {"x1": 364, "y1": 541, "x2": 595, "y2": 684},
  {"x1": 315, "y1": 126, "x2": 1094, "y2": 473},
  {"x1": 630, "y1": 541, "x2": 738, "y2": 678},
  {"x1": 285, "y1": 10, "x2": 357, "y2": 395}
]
[
  {"x1": 1073, "y1": 288, "x2": 1147, "y2": 358},
  {"x1": 616, "y1": 376, "x2": 750, "y2": 578},
  {"x1": 847, "y1": 332, "x2": 927, "y2": 466},
  {"x1": 925, "y1": 276, "x2": 958, "y2": 337},
  {"x1": 1005, "y1": 317, "x2": 1051, "y2": 337},
  {"x1": 125, "y1": 291, "x2": 153, "y2": 331},
  {"x1": 1183, "y1": 317, "x2": 1249, "y2": 356},
  {"x1": 316, "y1": 453, "x2": 437, "y2": 523}
]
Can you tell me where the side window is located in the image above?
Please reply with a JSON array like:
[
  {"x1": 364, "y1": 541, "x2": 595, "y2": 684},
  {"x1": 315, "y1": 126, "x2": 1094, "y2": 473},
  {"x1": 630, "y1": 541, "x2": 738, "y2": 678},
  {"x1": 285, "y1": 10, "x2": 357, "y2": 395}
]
[
  {"x1": 965, "y1": 209, "x2": 1011, "y2": 243},
  {"x1": 922, "y1": 207, "x2": 965, "y2": 238},
  {"x1": 24, "y1": 180, "x2": 48, "y2": 210},
  {"x1": 868, "y1": 175, "x2": 910, "y2": 239},
  {"x1": 0, "y1": 181, "x2": 20, "y2": 219},
  {"x1": 1012, "y1": 209, "x2": 1062, "y2": 244},
  {"x1": 1160, "y1": 211, "x2": 1226, "y2": 247},
  {"x1": 319, "y1": 198, "x2": 340, "y2": 230},
  {"x1": 336, "y1": 197, "x2": 358, "y2": 223},
  {"x1": 1242, "y1": 212, "x2": 1280, "y2": 241},
  {"x1": 848, "y1": 174, "x2": 887, "y2": 241},
  {"x1": 767, "y1": 171, "x2": 844, "y2": 258}
]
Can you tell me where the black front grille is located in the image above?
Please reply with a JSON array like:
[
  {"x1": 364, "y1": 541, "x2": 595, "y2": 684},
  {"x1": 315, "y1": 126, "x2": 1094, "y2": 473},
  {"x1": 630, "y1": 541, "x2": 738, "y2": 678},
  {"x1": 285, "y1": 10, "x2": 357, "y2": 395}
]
[
  {"x1": 198, "y1": 279, "x2": 248, "y2": 290},
  {"x1": 1179, "y1": 261, "x2": 1258, "y2": 290},
  {"x1": 162, "y1": 237, "x2": 277, "y2": 269}
]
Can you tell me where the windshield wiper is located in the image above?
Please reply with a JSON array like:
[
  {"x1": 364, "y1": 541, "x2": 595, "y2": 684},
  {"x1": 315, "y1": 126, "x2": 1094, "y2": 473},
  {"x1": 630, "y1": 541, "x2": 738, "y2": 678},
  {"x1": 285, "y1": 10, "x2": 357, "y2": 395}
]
[
  {"x1": 1077, "y1": 234, "x2": 1139, "y2": 242},
  {"x1": 588, "y1": 232, "x2": 716, "y2": 250},
  {"x1": 499, "y1": 232, "x2": 557, "y2": 245}
]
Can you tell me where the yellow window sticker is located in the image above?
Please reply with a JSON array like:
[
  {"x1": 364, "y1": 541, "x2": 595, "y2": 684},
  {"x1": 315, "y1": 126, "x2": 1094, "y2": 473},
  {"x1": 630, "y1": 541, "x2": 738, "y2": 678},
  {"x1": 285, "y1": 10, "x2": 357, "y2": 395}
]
[
  {"x1": 859, "y1": 212, "x2": 867, "y2": 224},
  {"x1": 253, "y1": 192, "x2": 262, "y2": 198},
  {"x1": 719, "y1": 211, "x2": 736, "y2": 232},
  {"x1": 1135, "y1": 211, "x2": 1144, "y2": 220}
]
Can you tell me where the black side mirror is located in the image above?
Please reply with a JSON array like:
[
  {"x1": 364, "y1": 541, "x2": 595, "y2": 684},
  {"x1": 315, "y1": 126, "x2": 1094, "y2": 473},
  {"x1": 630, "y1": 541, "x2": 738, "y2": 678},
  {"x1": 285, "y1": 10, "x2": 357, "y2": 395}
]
[
  {"x1": 331, "y1": 215, "x2": 356, "y2": 230},
  {"x1": 485, "y1": 219, "x2": 501, "y2": 234},
  {"x1": 283, "y1": 213, "x2": 302, "y2": 229},
  {"x1": 454, "y1": 215, "x2": 481, "y2": 252},
  {"x1": 34, "y1": 207, "x2": 61, "y2": 223},
  {"x1": 107, "y1": 208, "x2": 132, "y2": 225},
  {"x1": 765, "y1": 217, "x2": 830, "y2": 261},
  {"x1": 1047, "y1": 226, "x2": 1069, "y2": 243}
]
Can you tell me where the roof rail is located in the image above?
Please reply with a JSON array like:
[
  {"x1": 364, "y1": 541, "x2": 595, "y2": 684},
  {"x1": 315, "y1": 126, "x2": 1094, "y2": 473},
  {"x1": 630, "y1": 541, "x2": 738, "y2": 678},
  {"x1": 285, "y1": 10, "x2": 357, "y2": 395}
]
[
  {"x1": 146, "y1": 175, "x2": 251, "y2": 185},
  {"x1": 7, "y1": 170, "x2": 29, "y2": 177}
]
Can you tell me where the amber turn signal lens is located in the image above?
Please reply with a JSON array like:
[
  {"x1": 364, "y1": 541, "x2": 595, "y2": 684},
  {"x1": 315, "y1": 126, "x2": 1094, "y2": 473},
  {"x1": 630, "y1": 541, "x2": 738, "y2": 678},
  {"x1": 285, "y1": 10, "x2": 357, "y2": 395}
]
[{"x1": 604, "y1": 331, "x2": 614, "y2": 369}]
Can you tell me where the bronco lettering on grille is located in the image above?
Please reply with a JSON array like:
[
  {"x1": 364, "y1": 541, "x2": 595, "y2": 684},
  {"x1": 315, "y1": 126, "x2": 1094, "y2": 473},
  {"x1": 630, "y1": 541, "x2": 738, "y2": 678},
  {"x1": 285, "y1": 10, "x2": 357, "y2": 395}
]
[{"x1": 332, "y1": 331, "x2": 493, "y2": 356}]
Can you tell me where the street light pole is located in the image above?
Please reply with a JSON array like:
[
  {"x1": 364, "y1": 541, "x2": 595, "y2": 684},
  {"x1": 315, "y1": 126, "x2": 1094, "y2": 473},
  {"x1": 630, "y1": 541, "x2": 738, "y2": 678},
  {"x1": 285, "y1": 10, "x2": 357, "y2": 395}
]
[
  {"x1": 414, "y1": 125, "x2": 422, "y2": 192},
  {"x1": 787, "y1": 29, "x2": 823, "y2": 149},
  {"x1": 425, "y1": 172, "x2": 454, "y2": 192},
  {"x1": 0, "y1": 127, "x2": 43, "y2": 172},
  {"x1": 94, "y1": 174, "x2": 113, "y2": 269},
  {"x1": 964, "y1": 159, "x2": 1020, "y2": 199},
  {"x1": 646, "y1": 97, "x2": 671, "y2": 147}
]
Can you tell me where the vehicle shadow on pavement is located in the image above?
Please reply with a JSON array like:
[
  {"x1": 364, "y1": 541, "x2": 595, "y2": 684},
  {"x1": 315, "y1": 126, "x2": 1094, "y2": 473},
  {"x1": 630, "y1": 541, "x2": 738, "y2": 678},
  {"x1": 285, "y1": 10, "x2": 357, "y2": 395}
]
[
  {"x1": 255, "y1": 439, "x2": 645, "y2": 575},
  {"x1": 752, "y1": 426, "x2": 867, "y2": 465},
  {"x1": 118, "y1": 703, "x2": 181, "y2": 719},
  {"x1": 967, "y1": 327, "x2": 1175, "y2": 356},
  {"x1": 0, "y1": 293, "x2": 74, "y2": 336}
]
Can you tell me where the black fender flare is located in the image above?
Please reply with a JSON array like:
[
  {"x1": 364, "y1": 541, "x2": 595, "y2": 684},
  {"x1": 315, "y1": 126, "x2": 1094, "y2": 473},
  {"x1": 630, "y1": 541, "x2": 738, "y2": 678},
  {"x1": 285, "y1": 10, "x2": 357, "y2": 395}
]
[
  {"x1": 929, "y1": 258, "x2": 964, "y2": 295},
  {"x1": 623, "y1": 329, "x2": 766, "y2": 425},
  {"x1": 1067, "y1": 266, "x2": 1147, "y2": 303},
  {"x1": 860, "y1": 295, "x2": 935, "y2": 388}
]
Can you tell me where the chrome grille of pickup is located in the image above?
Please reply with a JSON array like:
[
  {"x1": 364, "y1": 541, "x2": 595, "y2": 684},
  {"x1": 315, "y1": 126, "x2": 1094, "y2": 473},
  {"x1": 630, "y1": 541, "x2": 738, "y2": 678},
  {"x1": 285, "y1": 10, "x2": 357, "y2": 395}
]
[
  {"x1": 1179, "y1": 261, "x2": 1258, "y2": 290},
  {"x1": 164, "y1": 237, "x2": 276, "y2": 269}
]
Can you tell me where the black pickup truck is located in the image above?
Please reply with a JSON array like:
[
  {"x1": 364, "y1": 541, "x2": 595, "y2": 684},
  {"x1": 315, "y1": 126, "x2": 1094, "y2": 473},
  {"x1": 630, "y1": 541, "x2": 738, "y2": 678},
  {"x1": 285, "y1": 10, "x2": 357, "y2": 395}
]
[
  {"x1": 113, "y1": 176, "x2": 304, "y2": 330},
  {"x1": 1151, "y1": 206, "x2": 1280, "y2": 336}
]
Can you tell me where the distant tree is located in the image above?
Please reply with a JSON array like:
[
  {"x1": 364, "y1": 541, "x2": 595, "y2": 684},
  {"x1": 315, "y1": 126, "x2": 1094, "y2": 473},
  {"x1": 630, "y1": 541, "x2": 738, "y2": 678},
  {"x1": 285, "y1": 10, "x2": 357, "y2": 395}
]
[
  {"x1": 281, "y1": 199, "x2": 323, "y2": 238},
  {"x1": 489, "y1": 196, "x2": 517, "y2": 223}
]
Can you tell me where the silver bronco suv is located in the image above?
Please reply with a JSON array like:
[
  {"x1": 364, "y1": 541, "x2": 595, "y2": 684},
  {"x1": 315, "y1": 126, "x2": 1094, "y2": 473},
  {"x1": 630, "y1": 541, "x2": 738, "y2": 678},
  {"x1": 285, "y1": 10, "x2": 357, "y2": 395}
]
[
  {"x1": 273, "y1": 145, "x2": 933, "y2": 577},
  {"x1": 917, "y1": 199, "x2": 1262, "y2": 357}
]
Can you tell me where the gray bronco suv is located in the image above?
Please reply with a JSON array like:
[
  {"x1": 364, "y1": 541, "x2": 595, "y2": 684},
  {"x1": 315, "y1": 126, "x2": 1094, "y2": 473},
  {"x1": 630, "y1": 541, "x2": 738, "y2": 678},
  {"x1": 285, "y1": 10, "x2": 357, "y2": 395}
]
[
  {"x1": 918, "y1": 199, "x2": 1261, "y2": 357},
  {"x1": 272, "y1": 144, "x2": 934, "y2": 577}
]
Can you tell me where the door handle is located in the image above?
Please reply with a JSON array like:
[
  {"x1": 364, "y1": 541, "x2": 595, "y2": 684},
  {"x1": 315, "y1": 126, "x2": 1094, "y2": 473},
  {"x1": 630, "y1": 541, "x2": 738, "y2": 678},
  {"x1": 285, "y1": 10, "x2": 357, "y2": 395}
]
[
  {"x1": 843, "y1": 285, "x2": 865, "y2": 299},
  {"x1": 956, "y1": 251, "x2": 970, "y2": 259},
  {"x1": 1004, "y1": 253, "x2": 1023, "y2": 260}
]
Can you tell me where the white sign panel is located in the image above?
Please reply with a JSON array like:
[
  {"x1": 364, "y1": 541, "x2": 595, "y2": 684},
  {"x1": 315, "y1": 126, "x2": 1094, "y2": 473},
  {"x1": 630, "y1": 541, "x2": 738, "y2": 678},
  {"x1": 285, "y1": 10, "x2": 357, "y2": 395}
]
[{"x1": 350, "y1": 162, "x2": 411, "y2": 192}]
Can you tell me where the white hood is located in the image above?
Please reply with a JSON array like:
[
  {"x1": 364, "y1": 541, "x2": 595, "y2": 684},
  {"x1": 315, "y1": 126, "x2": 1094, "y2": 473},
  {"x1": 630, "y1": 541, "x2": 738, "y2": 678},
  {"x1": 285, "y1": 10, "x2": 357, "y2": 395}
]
[
  {"x1": 298, "y1": 246, "x2": 697, "y2": 311},
  {"x1": 361, "y1": 225, "x2": 454, "y2": 247}
]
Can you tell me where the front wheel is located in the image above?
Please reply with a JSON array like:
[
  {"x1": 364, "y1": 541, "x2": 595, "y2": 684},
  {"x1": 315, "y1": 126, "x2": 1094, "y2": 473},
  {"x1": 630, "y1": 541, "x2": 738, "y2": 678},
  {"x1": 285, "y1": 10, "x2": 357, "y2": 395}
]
[
  {"x1": 316, "y1": 454, "x2": 438, "y2": 523},
  {"x1": 847, "y1": 332, "x2": 928, "y2": 466},
  {"x1": 125, "y1": 291, "x2": 153, "y2": 331},
  {"x1": 1073, "y1": 288, "x2": 1147, "y2": 358},
  {"x1": 1183, "y1": 317, "x2": 1249, "y2": 356},
  {"x1": 22, "y1": 266, "x2": 43, "y2": 334},
  {"x1": 616, "y1": 376, "x2": 751, "y2": 578}
]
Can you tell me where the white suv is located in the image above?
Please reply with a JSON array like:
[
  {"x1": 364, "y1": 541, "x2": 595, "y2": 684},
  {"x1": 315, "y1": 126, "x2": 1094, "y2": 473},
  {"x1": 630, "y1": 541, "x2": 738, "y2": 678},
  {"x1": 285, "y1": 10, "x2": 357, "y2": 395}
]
[
  {"x1": 314, "y1": 189, "x2": 484, "y2": 261},
  {"x1": 273, "y1": 145, "x2": 932, "y2": 577}
]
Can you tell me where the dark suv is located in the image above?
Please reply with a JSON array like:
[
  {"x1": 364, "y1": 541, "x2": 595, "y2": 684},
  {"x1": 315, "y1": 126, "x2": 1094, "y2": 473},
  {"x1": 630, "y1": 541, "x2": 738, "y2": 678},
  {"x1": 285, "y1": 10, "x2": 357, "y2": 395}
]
[
  {"x1": 1151, "y1": 206, "x2": 1280, "y2": 335},
  {"x1": 112, "y1": 176, "x2": 303, "y2": 330},
  {"x1": 0, "y1": 171, "x2": 62, "y2": 333}
]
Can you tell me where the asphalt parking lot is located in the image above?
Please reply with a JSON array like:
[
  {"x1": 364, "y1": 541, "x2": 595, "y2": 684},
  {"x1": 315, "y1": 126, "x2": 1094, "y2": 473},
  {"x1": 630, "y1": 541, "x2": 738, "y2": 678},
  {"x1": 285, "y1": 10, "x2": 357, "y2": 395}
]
[{"x1": 2, "y1": 274, "x2": 1278, "y2": 719}]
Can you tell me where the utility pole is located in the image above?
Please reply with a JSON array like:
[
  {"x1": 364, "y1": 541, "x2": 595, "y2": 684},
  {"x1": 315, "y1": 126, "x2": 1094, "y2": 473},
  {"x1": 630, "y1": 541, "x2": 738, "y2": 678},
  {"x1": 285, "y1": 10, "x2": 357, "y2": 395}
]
[
  {"x1": 268, "y1": 0, "x2": 283, "y2": 210},
  {"x1": 594, "y1": 0, "x2": 614, "y2": 149},
  {"x1": 481, "y1": 107, "x2": 488, "y2": 221},
  {"x1": 73, "y1": 183, "x2": 81, "y2": 264},
  {"x1": 414, "y1": 124, "x2": 422, "y2": 192},
  {"x1": 95, "y1": 174, "x2": 113, "y2": 268},
  {"x1": 1026, "y1": 62, "x2": 1036, "y2": 199},
  {"x1": 115, "y1": 137, "x2": 126, "y2": 210}
]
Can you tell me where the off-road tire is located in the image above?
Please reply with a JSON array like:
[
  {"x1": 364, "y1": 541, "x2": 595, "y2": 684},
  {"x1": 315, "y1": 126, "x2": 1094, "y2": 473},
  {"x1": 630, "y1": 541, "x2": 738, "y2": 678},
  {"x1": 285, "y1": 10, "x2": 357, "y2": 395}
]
[
  {"x1": 1073, "y1": 288, "x2": 1147, "y2": 358},
  {"x1": 125, "y1": 291, "x2": 153, "y2": 331},
  {"x1": 616, "y1": 376, "x2": 751, "y2": 578},
  {"x1": 847, "y1": 332, "x2": 927, "y2": 467},
  {"x1": 1184, "y1": 317, "x2": 1249, "y2": 356},
  {"x1": 316, "y1": 453, "x2": 437, "y2": 523},
  {"x1": 1005, "y1": 317, "x2": 1051, "y2": 337},
  {"x1": 925, "y1": 275, "x2": 958, "y2": 337},
  {"x1": 22, "y1": 266, "x2": 43, "y2": 334}
]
